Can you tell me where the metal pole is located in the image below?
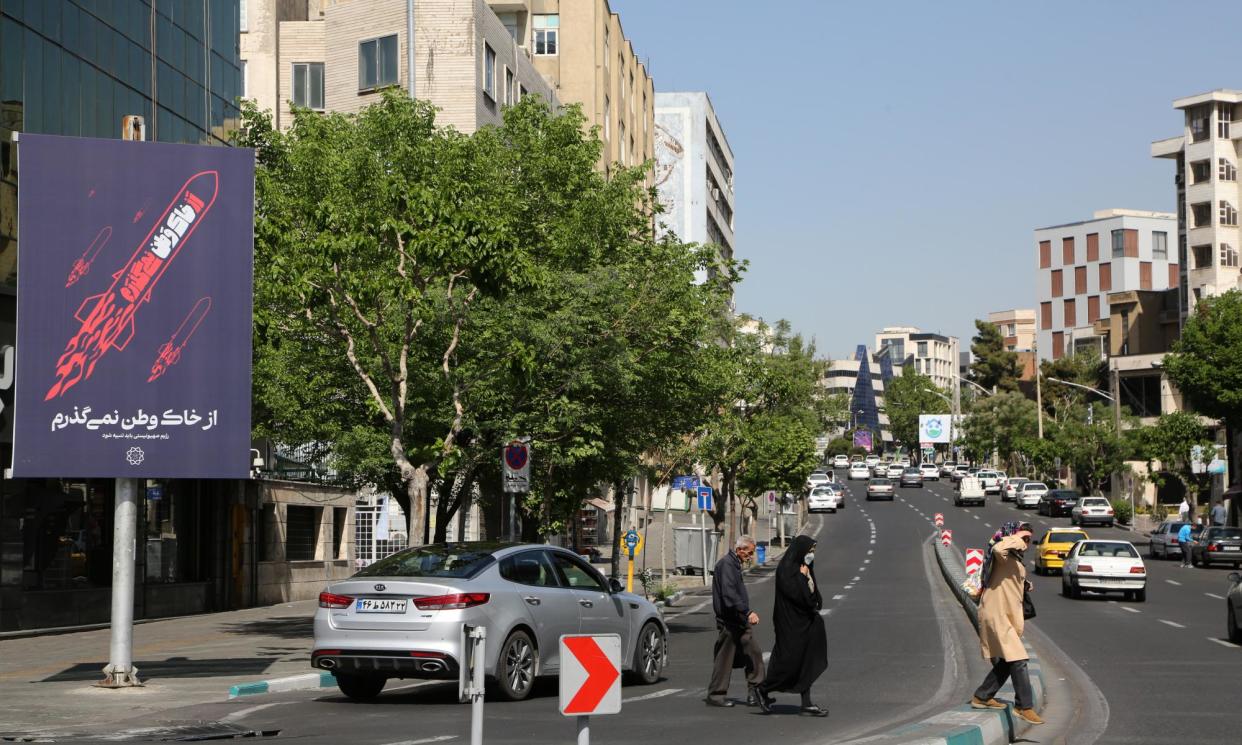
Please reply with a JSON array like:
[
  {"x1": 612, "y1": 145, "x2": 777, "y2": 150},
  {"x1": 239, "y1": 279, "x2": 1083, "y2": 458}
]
[
  {"x1": 470, "y1": 626, "x2": 485, "y2": 745},
  {"x1": 1111, "y1": 363, "x2": 1122, "y2": 500},
  {"x1": 576, "y1": 715, "x2": 590, "y2": 745},
  {"x1": 699, "y1": 495, "x2": 708, "y2": 587},
  {"x1": 1035, "y1": 339, "x2": 1044, "y2": 440},
  {"x1": 100, "y1": 478, "x2": 140, "y2": 687}
]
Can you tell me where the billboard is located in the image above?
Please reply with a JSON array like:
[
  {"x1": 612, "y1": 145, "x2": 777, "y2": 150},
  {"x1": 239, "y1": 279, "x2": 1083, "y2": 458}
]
[
  {"x1": 918, "y1": 414, "x2": 952, "y2": 444},
  {"x1": 13, "y1": 134, "x2": 254, "y2": 478},
  {"x1": 852, "y1": 429, "x2": 873, "y2": 452}
]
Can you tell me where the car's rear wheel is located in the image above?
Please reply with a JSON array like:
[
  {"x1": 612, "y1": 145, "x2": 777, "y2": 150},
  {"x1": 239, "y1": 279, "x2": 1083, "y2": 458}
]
[
  {"x1": 495, "y1": 629, "x2": 537, "y2": 701},
  {"x1": 1229, "y1": 604, "x2": 1242, "y2": 644},
  {"x1": 335, "y1": 673, "x2": 386, "y2": 700},
  {"x1": 629, "y1": 622, "x2": 665, "y2": 685},
  {"x1": 1061, "y1": 576, "x2": 1070, "y2": 597}
]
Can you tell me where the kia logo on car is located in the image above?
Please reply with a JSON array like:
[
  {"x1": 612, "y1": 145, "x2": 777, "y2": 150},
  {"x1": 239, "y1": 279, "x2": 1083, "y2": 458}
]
[{"x1": 374, "y1": 584, "x2": 386, "y2": 592}]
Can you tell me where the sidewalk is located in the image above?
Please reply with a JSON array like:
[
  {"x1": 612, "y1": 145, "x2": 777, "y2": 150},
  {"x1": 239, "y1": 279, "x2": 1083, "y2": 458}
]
[{"x1": 0, "y1": 600, "x2": 320, "y2": 736}]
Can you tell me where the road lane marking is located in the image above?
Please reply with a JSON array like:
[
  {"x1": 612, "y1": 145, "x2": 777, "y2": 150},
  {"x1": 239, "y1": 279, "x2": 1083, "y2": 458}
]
[
  {"x1": 1121, "y1": 607, "x2": 1141, "y2": 613},
  {"x1": 864, "y1": 559, "x2": 871, "y2": 564},
  {"x1": 984, "y1": 523, "x2": 992, "y2": 528},
  {"x1": 1206, "y1": 592, "x2": 1226, "y2": 600},
  {"x1": 382, "y1": 737, "x2": 457, "y2": 745},
  {"x1": 1208, "y1": 637, "x2": 1240, "y2": 649},
  {"x1": 624, "y1": 688, "x2": 684, "y2": 703},
  {"x1": 1166, "y1": 579, "x2": 1182, "y2": 586},
  {"x1": 832, "y1": 594, "x2": 846, "y2": 600},
  {"x1": 852, "y1": 576, "x2": 861, "y2": 581},
  {"x1": 1159, "y1": 619, "x2": 1186, "y2": 628},
  {"x1": 665, "y1": 599, "x2": 711, "y2": 620},
  {"x1": 867, "y1": 549, "x2": 873, "y2": 556},
  {"x1": 222, "y1": 702, "x2": 292, "y2": 722}
]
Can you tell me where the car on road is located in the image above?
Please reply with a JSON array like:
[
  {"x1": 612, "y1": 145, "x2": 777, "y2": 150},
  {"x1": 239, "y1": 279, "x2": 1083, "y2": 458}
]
[
  {"x1": 900, "y1": 467, "x2": 924, "y2": 488},
  {"x1": 1070, "y1": 496, "x2": 1115, "y2": 528},
  {"x1": 848, "y1": 462, "x2": 870, "y2": 480},
  {"x1": 832, "y1": 454, "x2": 850, "y2": 469},
  {"x1": 1033, "y1": 528, "x2": 1089, "y2": 575},
  {"x1": 886, "y1": 463, "x2": 905, "y2": 479},
  {"x1": 806, "y1": 471, "x2": 832, "y2": 490},
  {"x1": 1016, "y1": 481, "x2": 1048, "y2": 509},
  {"x1": 950, "y1": 465, "x2": 970, "y2": 483},
  {"x1": 312, "y1": 542, "x2": 667, "y2": 701},
  {"x1": 866, "y1": 477, "x2": 895, "y2": 500},
  {"x1": 1002, "y1": 478, "x2": 1028, "y2": 502},
  {"x1": 1038, "y1": 489, "x2": 1080, "y2": 517},
  {"x1": 1061, "y1": 539, "x2": 1146, "y2": 601},
  {"x1": 808, "y1": 485, "x2": 844, "y2": 513},
  {"x1": 1147, "y1": 521, "x2": 1191, "y2": 560},
  {"x1": 1190, "y1": 527, "x2": 1242, "y2": 568},
  {"x1": 919, "y1": 463, "x2": 940, "y2": 481},
  {"x1": 1227, "y1": 572, "x2": 1242, "y2": 643},
  {"x1": 977, "y1": 470, "x2": 1004, "y2": 495},
  {"x1": 955, "y1": 476, "x2": 985, "y2": 507},
  {"x1": 939, "y1": 461, "x2": 957, "y2": 478},
  {"x1": 865, "y1": 454, "x2": 881, "y2": 469}
]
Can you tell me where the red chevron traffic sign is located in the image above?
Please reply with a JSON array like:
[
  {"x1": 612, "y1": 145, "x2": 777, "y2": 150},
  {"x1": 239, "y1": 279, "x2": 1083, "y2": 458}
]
[
  {"x1": 934, "y1": 512, "x2": 944, "y2": 527},
  {"x1": 560, "y1": 634, "x2": 621, "y2": 715},
  {"x1": 965, "y1": 548, "x2": 984, "y2": 576},
  {"x1": 941, "y1": 529, "x2": 953, "y2": 547}
]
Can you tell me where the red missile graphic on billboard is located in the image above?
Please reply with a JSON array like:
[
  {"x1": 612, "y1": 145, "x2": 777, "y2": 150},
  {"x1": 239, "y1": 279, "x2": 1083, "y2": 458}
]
[
  {"x1": 45, "y1": 171, "x2": 220, "y2": 401},
  {"x1": 65, "y1": 226, "x2": 112, "y2": 288},
  {"x1": 147, "y1": 296, "x2": 212, "y2": 383}
]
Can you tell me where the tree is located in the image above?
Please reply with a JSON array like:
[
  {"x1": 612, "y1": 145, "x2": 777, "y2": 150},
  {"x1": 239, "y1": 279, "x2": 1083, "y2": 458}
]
[
  {"x1": 1164, "y1": 289, "x2": 1242, "y2": 449},
  {"x1": 883, "y1": 371, "x2": 950, "y2": 448},
  {"x1": 1133, "y1": 411, "x2": 1215, "y2": 506},
  {"x1": 959, "y1": 391, "x2": 1036, "y2": 469},
  {"x1": 969, "y1": 320, "x2": 1021, "y2": 393}
]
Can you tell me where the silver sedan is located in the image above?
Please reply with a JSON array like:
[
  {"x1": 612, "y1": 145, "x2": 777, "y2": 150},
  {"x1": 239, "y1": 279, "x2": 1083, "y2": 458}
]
[{"x1": 312, "y1": 542, "x2": 667, "y2": 701}]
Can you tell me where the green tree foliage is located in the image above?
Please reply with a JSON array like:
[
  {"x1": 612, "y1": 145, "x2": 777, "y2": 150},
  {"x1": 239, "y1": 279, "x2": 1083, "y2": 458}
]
[
  {"x1": 1165, "y1": 290, "x2": 1242, "y2": 427},
  {"x1": 883, "y1": 371, "x2": 950, "y2": 447},
  {"x1": 1133, "y1": 412, "x2": 1215, "y2": 503},
  {"x1": 959, "y1": 391, "x2": 1036, "y2": 469},
  {"x1": 969, "y1": 320, "x2": 1021, "y2": 393}
]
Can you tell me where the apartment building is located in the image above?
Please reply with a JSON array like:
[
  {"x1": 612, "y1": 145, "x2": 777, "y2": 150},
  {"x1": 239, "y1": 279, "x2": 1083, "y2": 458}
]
[
  {"x1": 496, "y1": 0, "x2": 654, "y2": 172},
  {"x1": 654, "y1": 91, "x2": 735, "y2": 284},
  {"x1": 987, "y1": 309, "x2": 1037, "y2": 380},
  {"x1": 1151, "y1": 89, "x2": 1242, "y2": 323},
  {"x1": 242, "y1": 0, "x2": 556, "y2": 134},
  {"x1": 874, "y1": 326, "x2": 960, "y2": 395},
  {"x1": 1035, "y1": 209, "x2": 1178, "y2": 361}
]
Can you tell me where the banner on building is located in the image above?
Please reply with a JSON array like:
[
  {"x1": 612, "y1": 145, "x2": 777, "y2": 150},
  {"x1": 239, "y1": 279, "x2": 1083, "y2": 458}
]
[
  {"x1": 918, "y1": 414, "x2": 952, "y2": 444},
  {"x1": 13, "y1": 134, "x2": 254, "y2": 478},
  {"x1": 852, "y1": 429, "x2": 873, "y2": 452}
]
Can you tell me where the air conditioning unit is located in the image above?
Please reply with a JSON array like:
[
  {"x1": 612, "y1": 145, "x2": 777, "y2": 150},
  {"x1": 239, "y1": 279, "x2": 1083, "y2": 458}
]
[{"x1": 711, "y1": 187, "x2": 720, "y2": 200}]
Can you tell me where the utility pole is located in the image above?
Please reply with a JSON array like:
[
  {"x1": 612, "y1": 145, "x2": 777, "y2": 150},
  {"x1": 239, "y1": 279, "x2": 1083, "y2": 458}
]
[
  {"x1": 1034, "y1": 338, "x2": 1044, "y2": 440},
  {"x1": 1111, "y1": 362, "x2": 1122, "y2": 500}
]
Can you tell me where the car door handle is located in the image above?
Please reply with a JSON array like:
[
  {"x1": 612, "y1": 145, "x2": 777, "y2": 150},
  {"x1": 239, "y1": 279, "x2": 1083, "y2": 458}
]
[
  {"x1": 523, "y1": 596, "x2": 541, "y2": 606},
  {"x1": 578, "y1": 599, "x2": 594, "y2": 608}
]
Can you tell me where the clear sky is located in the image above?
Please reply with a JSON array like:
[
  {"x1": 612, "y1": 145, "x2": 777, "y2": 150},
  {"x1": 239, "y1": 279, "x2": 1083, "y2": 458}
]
[{"x1": 612, "y1": 0, "x2": 1242, "y2": 360}]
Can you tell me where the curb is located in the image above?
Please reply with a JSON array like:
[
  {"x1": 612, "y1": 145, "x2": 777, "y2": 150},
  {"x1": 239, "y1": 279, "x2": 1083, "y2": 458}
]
[{"x1": 228, "y1": 671, "x2": 336, "y2": 699}]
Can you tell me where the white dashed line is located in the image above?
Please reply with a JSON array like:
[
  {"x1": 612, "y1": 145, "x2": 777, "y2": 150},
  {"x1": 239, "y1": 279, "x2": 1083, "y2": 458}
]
[
  {"x1": 1208, "y1": 637, "x2": 1240, "y2": 649},
  {"x1": 984, "y1": 523, "x2": 992, "y2": 528},
  {"x1": 1206, "y1": 592, "x2": 1226, "y2": 600},
  {"x1": 867, "y1": 550, "x2": 873, "y2": 556},
  {"x1": 1160, "y1": 619, "x2": 1186, "y2": 628},
  {"x1": 623, "y1": 688, "x2": 684, "y2": 703},
  {"x1": 852, "y1": 576, "x2": 861, "y2": 581},
  {"x1": 1121, "y1": 607, "x2": 1141, "y2": 614},
  {"x1": 832, "y1": 594, "x2": 846, "y2": 600},
  {"x1": 1166, "y1": 579, "x2": 1182, "y2": 586},
  {"x1": 870, "y1": 540, "x2": 876, "y2": 544},
  {"x1": 863, "y1": 559, "x2": 871, "y2": 564}
]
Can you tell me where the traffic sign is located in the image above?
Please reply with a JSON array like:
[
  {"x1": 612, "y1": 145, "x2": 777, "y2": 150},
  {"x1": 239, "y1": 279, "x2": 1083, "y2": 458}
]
[
  {"x1": 766, "y1": 490, "x2": 777, "y2": 506},
  {"x1": 934, "y1": 512, "x2": 944, "y2": 528},
  {"x1": 671, "y1": 475, "x2": 699, "y2": 490},
  {"x1": 503, "y1": 441, "x2": 530, "y2": 493},
  {"x1": 559, "y1": 634, "x2": 621, "y2": 715},
  {"x1": 965, "y1": 548, "x2": 984, "y2": 577},
  {"x1": 941, "y1": 529, "x2": 953, "y2": 547},
  {"x1": 696, "y1": 485, "x2": 714, "y2": 511},
  {"x1": 619, "y1": 529, "x2": 644, "y2": 558}
]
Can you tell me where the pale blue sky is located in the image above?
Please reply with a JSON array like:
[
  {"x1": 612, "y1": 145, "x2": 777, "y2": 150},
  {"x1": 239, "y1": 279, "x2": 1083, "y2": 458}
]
[{"x1": 612, "y1": 0, "x2": 1242, "y2": 360}]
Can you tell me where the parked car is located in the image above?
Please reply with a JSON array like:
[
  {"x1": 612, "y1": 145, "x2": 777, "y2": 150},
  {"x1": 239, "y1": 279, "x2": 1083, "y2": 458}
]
[
  {"x1": 939, "y1": 462, "x2": 957, "y2": 478},
  {"x1": 866, "y1": 477, "x2": 895, "y2": 501},
  {"x1": 919, "y1": 463, "x2": 940, "y2": 481},
  {"x1": 977, "y1": 470, "x2": 1003, "y2": 495},
  {"x1": 848, "y1": 462, "x2": 870, "y2": 480},
  {"x1": 1061, "y1": 540, "x2": 1146, "y2": 601},
  {"x1": 1070, "y1": 496, "x2": 1115, "y2": 528},
  {"x1": 1147, "y1": 521, "x2": 1191, "y2": 560},
  {"x1": 806, "y1": 472, "x2": 832, "y2": 490},
  {"x1": 1033, "y1": 528, "x2": 1089, "y2": 575},
  {"x1": 865, "y1": 454, "x2": 881, "y2": 468},
  {"x1": 1190, "y1": 527, "x2": 1242, "y2": 568},
  {"x1": 312, "y1": 542, "x2": 667, "y2": 701},
  {"x1": 1227, "y1": 572, "x2": 1242, "y2": 644},
  {"x1": 950, "y1": 465, "x2": 970, "y2": 483},
  {"x1": 886, "y1": 463, "x2": 905, "y2": 479},
  {"x1": 808, "y1": 485, "x2": 843, "y2": 513},
  {"x1": 955, "y1": 476, "x2": 986, "y2": 507},
  {"x1": 832, "y1": 454, "x2": 850, "y2": 469},
  {"x1": 1038, "y1": 489, "x2": 1080, "y2": 517},
  {"x1": 1002, "y1": 478, "x2": 1028, "y2": 502},
  {"x1": 1016, "y1": 481, "x2": 1048, "y2": 509},
  {"x1": 900, "y1": 467, "x2": 924, "y2": 488}
]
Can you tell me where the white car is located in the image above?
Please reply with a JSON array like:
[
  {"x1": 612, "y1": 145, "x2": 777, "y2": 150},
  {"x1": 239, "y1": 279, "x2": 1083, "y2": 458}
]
[
  {"x1": 865, "y1": 454, "x2": 881, "y2": 468},
  {"x1": 1016, "y1": 482, "x2": 1048, "y2": 509},
  {"x1": 1062, "y1": 540, "x2": 1146, "y2": 601},
  {"x1": 977, "y1": 470, "x2": 1003, "y2": 494},
  {"x1": 955, "y1": 476, "x2": 986, "y2": 506},
  {"x1": 919, "y1": 463, "x2": 940, "y2": 480},
  {"x1": 806, "y1": 472, "x2": 832, "y2": 490},
  {"x1": 832, "y1": 454, "x2": 850, "y2": 469},
  {"x1": 808, "y1": 485, "x2": 843, "y2": 513},
  {"x1": 885, "y1": 463, "x2": 904, "y2": 479},
  {"x1": 1003, "y1": 478, "x2": 1028, "y2": 502},
  {"x1": 848, "y1": 462, "x2": 870, "y2": 480},
  {"x1": 1071, "y1": 496, "x2": 1115, "y2": 528}
]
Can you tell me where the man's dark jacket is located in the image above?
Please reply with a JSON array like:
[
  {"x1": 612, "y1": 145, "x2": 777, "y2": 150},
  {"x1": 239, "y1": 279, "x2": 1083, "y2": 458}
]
[{"x1": 712, "y1": 551, "x2": 750, "y2": 630}]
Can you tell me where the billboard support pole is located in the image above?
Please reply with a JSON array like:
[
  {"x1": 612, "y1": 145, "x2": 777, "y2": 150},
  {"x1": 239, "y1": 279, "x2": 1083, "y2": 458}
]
[{"x1": 100, "y1": 477, "x2": 140, "y2": 687}]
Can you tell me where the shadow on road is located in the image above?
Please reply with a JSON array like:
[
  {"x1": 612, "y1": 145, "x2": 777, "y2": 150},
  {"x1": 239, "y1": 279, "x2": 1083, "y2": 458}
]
[
  {"x1": 221, "y1": 615, "x2": 314, "y2": 639},
  {"x1": 39, "y1": 656, "x2": 277, "y2": 682}
]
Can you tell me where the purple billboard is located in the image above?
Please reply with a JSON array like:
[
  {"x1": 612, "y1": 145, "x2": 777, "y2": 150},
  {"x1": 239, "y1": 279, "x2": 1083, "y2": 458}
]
[
  {"x1": 852, "y1": 429, "x2": 873, "y2": 453},
  {"x1": 13, "y1": 134, "x2": 254, "y2": 478}
]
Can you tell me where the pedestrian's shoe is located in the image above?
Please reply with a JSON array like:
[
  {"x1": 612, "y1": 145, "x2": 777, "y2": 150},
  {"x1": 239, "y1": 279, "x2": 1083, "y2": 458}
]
[
  {"x1": 753, "y1": 687, "x2": 774, "y2": 714},
  {"x1": 747, "y1": 686, "x2": 775, "y2": 708},
  {"x1": 705, "y1": 697, "x2": 735, "y2": 708},
  {"x1": 970, "y1": 696, "x2": 1006, "y2": 710},
  {"x1": 1014, "y1": 708, "x2": 1044, "y2": 725},
  {"x1": 799, "y1": 704, "x2": 829, "y2": 717}
]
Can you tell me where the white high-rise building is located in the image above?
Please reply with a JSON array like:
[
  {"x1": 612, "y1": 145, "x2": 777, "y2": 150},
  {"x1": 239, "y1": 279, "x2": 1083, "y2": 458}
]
[{"x1": 873, "y1": 326, "x2": 960, "y2": 395}]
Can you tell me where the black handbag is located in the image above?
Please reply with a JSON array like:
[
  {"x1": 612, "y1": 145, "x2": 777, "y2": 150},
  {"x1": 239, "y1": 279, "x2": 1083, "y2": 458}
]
[{"x1": 1022, "y1": 590, "x2": 1037, "y2": 620}]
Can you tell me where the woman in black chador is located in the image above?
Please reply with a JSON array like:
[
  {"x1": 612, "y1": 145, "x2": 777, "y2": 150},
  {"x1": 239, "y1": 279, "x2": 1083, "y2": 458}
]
[{"x1": 755, "y1": 534, "x2": 828, "y2": 716}]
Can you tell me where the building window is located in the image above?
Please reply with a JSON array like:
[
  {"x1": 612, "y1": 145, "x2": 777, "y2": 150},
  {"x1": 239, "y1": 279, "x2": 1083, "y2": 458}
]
[
  {"x1": 533, "y1": 14, "x2": 559, "y2": 55},
  {"x1": 1111, "y1": 229, "x2": 1125, "y2": 258},
  {"x1": 1050, "y1": 269, "x2": 1063, "y2": 297},
  {"x1": 504, "y1": 67, "x2": 514, "y2": 106},
  {"x1": 1099, "y1": 262, "x2": 1112, "y2": 292},
  {"x1": 519, "y1": 84, "x2": 528, "y2": 100},
  {"x1": 603, "y1": 95, "x2": 610, "y2": 140},
  {"x1": 1062, "y1": 237, "x2": 1075, "y2": 264},
  {"x1": 1063, "y1": 298, "x2": 1076, "y2": 327},
  {"x1": 1191, "y1": 106, "x2": 1210, "y2": 143},
  {"x1": 1087, "y1": 295, "x2": 1101, "y2": 323},
  {"x1": 1052, "y1": 331, "x2": 1065, "y2": 360},
  {"x1": 604, "y1": 28, "x2": 610, "y2": 69},
  {"x1": 1219, "y1": 105, "x2": 1233, "y2": 139},
  {"x1": 619, "y1": 120, "x2": 626, "y2": 165},
  {"x1": 1220, "y1": 200, "x2": 1238, "y2": 226},
  {"x1": 1140, "y1": 261, "x2": 1152, "y2": 290},
  {"x1": 482, "y1": 44, "x2": 496, "y2": 100},
  {"x1": 241, "y1": 60, "x2": 248, "y2": 98},
  {"x1": 359, "y1": 35, "x2": 399, "y2": 91},
  {"x1": 240, "y1": 0, "x2": 248, "y2": 33},
  {"x1": 1038, "y1": 240, "x2": 1051, "y2": 268},
  {"x1": 292, "y1": 63, "x2": 325, "y2": 110},
  {"x1": 1086, "y1": 233, "x2": 1099, "y2": 262},
  {"x1": 332, "y1": 508, "x2": 348, "y2": 559},
  {"x1": 1221, "y1": 243, "x2": 1239, "y2": 267},
  {"x1": 1192, "y1": 244, "x2": 1212, "y2": 269},
  {"x1": 1152, "y1": 231, "x2": 1167, "y2": 260},
  {"x1": 916, "y1": 341, "x2": 928, "y2": 357},
  {"x1": 629, "y1": 71, "x2": 635, "y2": 114},
  {"x1": 1074, "y1": 265, "x2": 1087, "y2": 294},
  {"x1": 1191, "y1": 160, "x2": 1211, "y2": 183},
  {"x1": 1191, "y1": 202, "x2": 1212, "y2": 228},
  {"x1": 286, "y1": 506, "x2": 321, "y2": 561},
  {"x1": 1040, "y1": 302, "x2": 1052, "y2": 330},
  {"x1": 1220, "y1": 158, "x2": 1237, "y2": 182}
]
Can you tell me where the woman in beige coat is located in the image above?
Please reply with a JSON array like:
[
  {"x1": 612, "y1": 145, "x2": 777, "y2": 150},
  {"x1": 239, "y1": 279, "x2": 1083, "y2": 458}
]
[{"x1": 970, "y1": 525, "x2": 1043, "y2": 725}]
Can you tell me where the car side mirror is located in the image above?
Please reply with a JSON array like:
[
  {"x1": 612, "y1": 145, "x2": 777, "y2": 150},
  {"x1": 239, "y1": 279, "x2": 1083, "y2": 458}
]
[{"x1": 608, "y1": 578, "x2": 624, "y2": 594}]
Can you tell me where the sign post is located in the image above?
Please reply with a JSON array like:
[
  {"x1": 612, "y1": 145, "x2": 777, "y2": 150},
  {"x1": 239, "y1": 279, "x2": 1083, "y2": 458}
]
[
  {"x1": 560, "y1": 634, "x2": 622, "y2": 745},
  {"x1": 503, "y1": 441, "x2": 531, "y2": 541},
  {"x1": 697, "y1": 485, "x2": 714, "y2": 586},
  {"x1": 459, "y1": 624, "x2": 487, "y2": 745}
]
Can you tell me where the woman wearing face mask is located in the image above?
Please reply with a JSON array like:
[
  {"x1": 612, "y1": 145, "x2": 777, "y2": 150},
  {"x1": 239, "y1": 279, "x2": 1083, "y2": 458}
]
[{"x1": 754, "y1": 534, "x2": 828, "y2": 716}]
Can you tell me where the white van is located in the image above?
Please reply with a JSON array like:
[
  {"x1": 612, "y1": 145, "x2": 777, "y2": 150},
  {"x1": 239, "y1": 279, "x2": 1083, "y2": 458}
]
[{"x1": 955, "y1": 476, "x2": 986, "y2": 507}]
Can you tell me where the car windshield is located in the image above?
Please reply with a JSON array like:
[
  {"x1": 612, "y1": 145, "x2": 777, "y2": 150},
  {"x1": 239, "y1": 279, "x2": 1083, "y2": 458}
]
[
  {"x1": 355, "y1": 544, "x2": 499, "y2": 578},
  {"x1": 1052, "y1": 491, "x2": 1080, "y2": 499},
  {"x1": 1077, "y1": 543, "x2": 1138, "y2": 558},
  {"x1": 1210, "y1": 528, "x2": 1242, "y2": 539},
  {"x1": 1024, "y1": 483, "x2": 1047, "y2": 491},
  {"x1": 904, "y1": 468, "x2": 919, "y2": 474},
  {"x1": 870, "y1": 478, "x2": 891, "y2": 485},
  {"x1": 1048, "y1": 531, "x2": 1085, "y2": 543}
]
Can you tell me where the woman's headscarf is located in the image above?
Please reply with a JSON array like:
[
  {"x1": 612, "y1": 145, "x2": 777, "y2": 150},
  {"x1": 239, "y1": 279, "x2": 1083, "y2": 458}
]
[{"x1": 981, "y1": 521, "x2": 1032, "y2": 586}]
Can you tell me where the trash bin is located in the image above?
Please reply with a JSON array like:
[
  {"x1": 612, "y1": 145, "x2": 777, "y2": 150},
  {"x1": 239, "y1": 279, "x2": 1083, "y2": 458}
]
[
  {"x1": 755, "y1": 543, "x2": 767, "y2": 565},
  {"x1": 673, "y1": 526, "x2": 722, "y2": 575}
]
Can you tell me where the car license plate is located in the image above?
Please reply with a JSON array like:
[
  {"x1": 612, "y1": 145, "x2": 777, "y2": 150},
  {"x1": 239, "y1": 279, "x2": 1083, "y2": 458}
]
[
  {"x1": 356, "y1": 598, "x2": 408, "y2": 613},
  {"x1": 1225, "y1": 546, "x2": 1240, "y2": 552}
]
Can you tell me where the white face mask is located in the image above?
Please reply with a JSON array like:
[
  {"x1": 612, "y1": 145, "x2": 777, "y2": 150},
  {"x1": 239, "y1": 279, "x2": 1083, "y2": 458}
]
[{"x1": 803, "y1": 552, "x2": 815, "y2": 565}]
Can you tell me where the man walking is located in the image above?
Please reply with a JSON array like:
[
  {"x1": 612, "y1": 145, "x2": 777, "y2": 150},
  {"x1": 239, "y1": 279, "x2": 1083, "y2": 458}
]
[
  {"x1": 707, "y1": 535, "x2": 765, "y2": 708},
  {"x1": 1211, "y1": 501, "x2": 1227, "y2": 527},
  {"x1": 1178, "y1": 497, "x2": 1191, "y2": 524},
  {"x1": 1178, "y1": 521, "x2": 1195, "y2": 568}
]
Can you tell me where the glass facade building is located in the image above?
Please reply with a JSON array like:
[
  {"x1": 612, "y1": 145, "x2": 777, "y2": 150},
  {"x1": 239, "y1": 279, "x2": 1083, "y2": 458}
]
[{"x1": 0, "y1": 0, "x2": 242, "y2": 631}]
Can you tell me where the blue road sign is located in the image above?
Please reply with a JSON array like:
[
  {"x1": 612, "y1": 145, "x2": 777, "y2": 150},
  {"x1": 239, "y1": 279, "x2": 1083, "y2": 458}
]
[
  {"x1": 672, "y1": 475, "x2": 699, "y2": 490},
  {"x1": 697, "y1": 485, "x2": 714, "y2": 511}
]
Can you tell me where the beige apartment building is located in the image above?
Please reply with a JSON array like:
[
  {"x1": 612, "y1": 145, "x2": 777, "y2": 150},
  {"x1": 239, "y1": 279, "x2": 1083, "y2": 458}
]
[
  {"x1": 987, "y1": 309, "x2": 1036, "y2": 380},
  {"x1": 241, "y1": 0, "x2": 556, "y2": 134}
]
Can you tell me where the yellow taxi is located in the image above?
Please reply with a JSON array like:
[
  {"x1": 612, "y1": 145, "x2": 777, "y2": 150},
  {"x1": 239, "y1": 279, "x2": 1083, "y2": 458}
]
[{"x1": 1033, "y1": 528, "x2": 1089, "y2": 575}]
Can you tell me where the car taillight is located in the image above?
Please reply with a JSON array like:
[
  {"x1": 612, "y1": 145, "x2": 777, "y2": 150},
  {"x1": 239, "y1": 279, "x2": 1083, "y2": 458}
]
[
  {"x1": 1106, "y1": 509, "x2": 1114, "y2": 515},
  {"x1": 1209, "y1": 544, "x2": 1219, "y2": 552},
  {"x1": 409, "y1": 651, "x2": 447, "y2": 659},
  {"x1": 1078, "y1": 564, "x2": 1094, "y2": 573},
  {"x1": 313, "y1": 649, "x2": 341, "y2": 656},
  {"x1": 1130, "y1": 566, "x2": 1145, "y2": 574},
  {"x1": 414, "y1": 593, "x2": 490, "y2": 610},
  {"x1": 319, "y1": 592, "x2": 353, "y2": 609}
]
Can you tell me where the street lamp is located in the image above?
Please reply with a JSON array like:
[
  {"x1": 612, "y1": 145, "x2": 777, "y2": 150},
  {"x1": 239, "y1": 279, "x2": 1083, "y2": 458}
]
[
  {"x1": 1044, "y1": 377, "x2": 1115, "y2": 401},
  {"x1": 953, "y1": 374, "x2": 994, "y2": 397}
]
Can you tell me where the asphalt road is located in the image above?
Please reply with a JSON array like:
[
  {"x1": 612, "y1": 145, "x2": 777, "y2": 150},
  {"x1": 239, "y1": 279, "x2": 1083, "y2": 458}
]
[
  {"x1": 911, "y1": 476, "x2": 1242, "y2": 745},
  {"x1": 64, "y1": 477, "x2": 990, "y2": 744}
]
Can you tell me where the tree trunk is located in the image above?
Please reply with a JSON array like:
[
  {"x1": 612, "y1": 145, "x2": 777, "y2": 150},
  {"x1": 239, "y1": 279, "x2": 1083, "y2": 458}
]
[
  {"x1": 432, "y1": 465, "x2": 477, "y2": 543},
  {"x1": 609, "y1": 479, "x2": 627, "y2": 580}
]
